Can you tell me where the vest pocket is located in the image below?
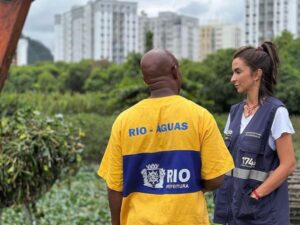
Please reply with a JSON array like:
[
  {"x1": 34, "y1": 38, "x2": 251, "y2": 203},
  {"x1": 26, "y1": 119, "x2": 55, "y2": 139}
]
[
  {"x1": 239, "y1": 136, "x2": 263, "y2": 170},
  {"x1": 235, "y1": 189, "x2": 271, "y2": 220},
  {"x1": 240, "y1": 135, "x2": 262, "y2": 154}
]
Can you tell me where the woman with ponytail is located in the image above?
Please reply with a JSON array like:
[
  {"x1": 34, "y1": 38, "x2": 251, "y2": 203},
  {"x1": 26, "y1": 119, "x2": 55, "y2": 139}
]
[{"x1": 213, "y1": 41, "x2": 296, "y2": 225}]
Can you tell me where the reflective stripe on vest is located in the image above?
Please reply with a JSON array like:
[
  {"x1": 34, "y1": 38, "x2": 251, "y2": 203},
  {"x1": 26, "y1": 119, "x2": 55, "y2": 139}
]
[{"x1": 225, "y1": 168, "x2": 270, "y2": 182}]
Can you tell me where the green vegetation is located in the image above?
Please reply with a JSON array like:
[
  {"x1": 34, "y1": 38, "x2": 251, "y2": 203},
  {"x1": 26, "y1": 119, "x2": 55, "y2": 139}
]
[
  {"x1": 3, "y1": 33, "x2": 300, "y2": 115},
  {"x1": 145, "y1": 31, "x2": 154, "y2": 52},
  {"x1": 1, "y1": 165, "x2": 110, "y2": 225}
]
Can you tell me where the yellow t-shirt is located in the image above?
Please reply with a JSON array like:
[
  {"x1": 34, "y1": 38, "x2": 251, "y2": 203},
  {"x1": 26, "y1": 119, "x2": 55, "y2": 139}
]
[{"x1": 98, "y1": 95, "x2": 234, "y2": 225}]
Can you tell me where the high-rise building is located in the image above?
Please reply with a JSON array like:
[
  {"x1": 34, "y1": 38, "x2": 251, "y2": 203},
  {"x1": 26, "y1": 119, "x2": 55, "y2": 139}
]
[
  {"x1": 139, "y1": 12, "x2": 199, "y2": 61},
  {"x1": 297, "y1": 0, "x2": 300, "y2": 36},
  {"x1": 199, "y1": 21, "x2": 241, "y2": 61},
  {"x1": 54, "y1": 0, "x2": 138, "y2": 63},
  {"x1": 245, "y1": 0, "x2": 300, "y2": 46},
  {"x1": 16, "y1": 38, "x2": 29, "y2": 66}
]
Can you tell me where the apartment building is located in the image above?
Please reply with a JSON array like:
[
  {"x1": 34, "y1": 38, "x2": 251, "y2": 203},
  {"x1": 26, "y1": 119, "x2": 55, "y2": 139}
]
[
  {"x1": 245, "y1": 0, "x2": 300, "y2": 46},
  {"x1": 139, "y1": 12, "x2": 199, "y2": 61},
  {"x1": 54, "y1": 0, "x2": 138, "y2": 63},
  {"x1": 16, "y1": 38, "x2": 29, "y2": 66},
  {"x1": 199, "y1": 21, "x2": 241, "y2": 60}
]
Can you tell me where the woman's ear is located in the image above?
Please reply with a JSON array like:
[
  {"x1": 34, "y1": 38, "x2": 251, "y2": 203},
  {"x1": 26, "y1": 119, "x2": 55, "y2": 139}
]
[{"x1": 255, "y1": 68, "x2": 263, "y2": 81}]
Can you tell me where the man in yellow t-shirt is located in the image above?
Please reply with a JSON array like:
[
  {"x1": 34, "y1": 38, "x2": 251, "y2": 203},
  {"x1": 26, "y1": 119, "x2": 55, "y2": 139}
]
[{"x1": 98, "y1": 49, "x2": 234, "y2": 225}]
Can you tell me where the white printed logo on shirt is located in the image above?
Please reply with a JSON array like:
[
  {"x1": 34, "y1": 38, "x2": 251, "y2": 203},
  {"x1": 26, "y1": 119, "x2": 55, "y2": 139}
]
[{"x1": 141, "y1": 164, "x2": 165, "y2": 188}]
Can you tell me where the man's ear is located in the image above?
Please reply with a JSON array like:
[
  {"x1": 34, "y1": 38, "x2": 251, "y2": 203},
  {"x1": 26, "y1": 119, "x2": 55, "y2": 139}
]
[{"x1": 171, "y1": 65, "x2": 179, "y2": 80}]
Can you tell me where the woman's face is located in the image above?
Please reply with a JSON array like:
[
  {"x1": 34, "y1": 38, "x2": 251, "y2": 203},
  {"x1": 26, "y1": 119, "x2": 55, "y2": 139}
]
[{"x1": 231, "y1": 57, "x2": 259, "y2": 94}]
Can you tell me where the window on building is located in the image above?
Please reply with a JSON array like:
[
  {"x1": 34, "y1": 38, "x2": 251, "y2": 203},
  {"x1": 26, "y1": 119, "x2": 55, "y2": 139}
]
[{"x1": 268, "y1": 1, "x2": 273, "y2": 6}]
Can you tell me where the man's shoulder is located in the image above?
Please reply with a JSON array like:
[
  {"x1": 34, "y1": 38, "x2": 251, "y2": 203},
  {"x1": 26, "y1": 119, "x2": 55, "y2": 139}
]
[
  {"x1": 179, "y1": 96, "x2": 210, "y2": 114},
  {"x1": 117, "y1": 96, "x2": 211, "y2": 119},
  {"x1": 115, "y1": 100, "x2": 145, "y2": 120}
]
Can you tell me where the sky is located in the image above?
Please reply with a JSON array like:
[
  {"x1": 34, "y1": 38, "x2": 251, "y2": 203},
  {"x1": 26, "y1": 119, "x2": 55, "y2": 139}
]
[{"x1": 22, "y1": 0, "x2": 245, "y2": 52}]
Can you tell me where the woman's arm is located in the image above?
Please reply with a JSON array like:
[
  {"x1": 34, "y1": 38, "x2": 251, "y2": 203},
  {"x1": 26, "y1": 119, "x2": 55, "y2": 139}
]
[{"x1": 251, "y1": 133, "x2": 296, "y2": 199}]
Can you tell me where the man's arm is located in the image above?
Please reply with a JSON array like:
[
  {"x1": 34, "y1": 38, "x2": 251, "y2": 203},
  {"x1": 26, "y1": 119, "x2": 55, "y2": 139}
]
[
  {"x1": 107, "y1": 188, "x2": 123, "y2": 225},
  {"x1": 201, "y1": 174, "x2": 225, "y2": 192}
]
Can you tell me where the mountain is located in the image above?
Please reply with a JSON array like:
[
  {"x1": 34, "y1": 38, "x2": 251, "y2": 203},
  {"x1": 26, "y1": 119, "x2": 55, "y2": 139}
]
[{"x1": 27, "y1": 37, "x2": 53, "y2": 64}]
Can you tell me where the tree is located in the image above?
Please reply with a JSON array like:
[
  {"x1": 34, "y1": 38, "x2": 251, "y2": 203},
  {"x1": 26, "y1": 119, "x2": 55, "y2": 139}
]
[
  {"x1": 145, "y1": 31, "x2": 154, "y2": 52},
  {"x1": 8, "y1": 66, "x2": 36, "y2": 93},
  {"x1": 63, "y1": 60, "x2": 93, "y2": 93},
  {"x1": 179, "y1": 59, "x2": 214, "y2": 108},
  {"x1": 107, "y1": 53, "x2": 147, "y2": 113},
  {"x1": 202, "y1": 49, "x2": 242, "y2": 113},
  {"x1": 37, "y1": 72, "x2": 58, "y2": 93},
  {"x1": 274, "y1": 32, "x2": 300, "y2": 114},
  {"x1": 84, "y1": 67, "x2": 107, "y2": 92}
]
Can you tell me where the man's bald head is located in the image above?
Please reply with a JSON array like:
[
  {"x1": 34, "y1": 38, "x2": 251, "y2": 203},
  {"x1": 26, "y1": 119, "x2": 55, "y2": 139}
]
[{"x1": 141, "y1": 48, "x2": 179, "y2": 83}]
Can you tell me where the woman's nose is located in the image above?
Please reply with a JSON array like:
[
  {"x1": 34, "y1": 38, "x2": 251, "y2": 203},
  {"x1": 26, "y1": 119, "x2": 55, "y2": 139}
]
[{"x1": 230, "y1": 74, "x2": 236, "y2": 83}]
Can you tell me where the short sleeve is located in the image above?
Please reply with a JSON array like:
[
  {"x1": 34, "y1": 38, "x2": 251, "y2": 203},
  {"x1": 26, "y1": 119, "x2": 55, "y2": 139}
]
[
  {"x1": 271, "y1": 107, "x2": 295, "y2": 140},
  {"x1": 200, "y1": 111, "x2": 234, "y2": 180},
  {"x1": 268, "y1": 107, "x2": 295, "y2": 150},
  {"x1": 98, "y1": 117, "x2": 123, "y2": 192}
]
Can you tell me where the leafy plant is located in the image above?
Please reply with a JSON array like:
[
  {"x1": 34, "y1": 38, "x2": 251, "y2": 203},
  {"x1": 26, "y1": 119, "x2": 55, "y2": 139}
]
[
  {"x1": 66, "y1": 114, "x2": 116, "y2": 162},
  {"x1": 1, "y1": 165, "x2": 110, "y2": 225},
  {"x1": 0, "y1": 107, "x2": 84, "y2": 224}
]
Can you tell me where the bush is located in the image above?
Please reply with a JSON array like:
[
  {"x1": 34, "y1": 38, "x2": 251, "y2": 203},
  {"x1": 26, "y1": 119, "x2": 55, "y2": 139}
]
[
  {"x1": 0, "y1": 107, "x2": 83, "y2": 210},
  {"x1": 66, "y1": 114, "x2": 116, "y2": 162},
  {"x1": 0, "y1": 92, "x2": 110, "y2": 116}
]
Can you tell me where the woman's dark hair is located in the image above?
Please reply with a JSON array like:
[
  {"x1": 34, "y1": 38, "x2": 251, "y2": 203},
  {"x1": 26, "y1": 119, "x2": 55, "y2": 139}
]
[{"x1": 233, "y1": 41, "x2": 280, "y2": 103}]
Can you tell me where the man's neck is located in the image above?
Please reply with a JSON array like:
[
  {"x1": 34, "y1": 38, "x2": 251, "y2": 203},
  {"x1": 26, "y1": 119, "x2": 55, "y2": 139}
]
[{"x1": 149, "y1": 88, "x2": 178, "y2": 98}]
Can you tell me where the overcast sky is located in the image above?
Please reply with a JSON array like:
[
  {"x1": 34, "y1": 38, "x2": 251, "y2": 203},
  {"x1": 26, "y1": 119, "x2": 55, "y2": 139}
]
[{"x1": 23, "y1": 0, "x2": 245, "y2": 52}]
